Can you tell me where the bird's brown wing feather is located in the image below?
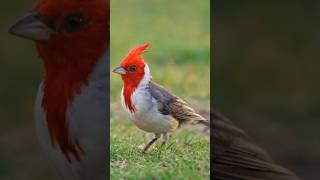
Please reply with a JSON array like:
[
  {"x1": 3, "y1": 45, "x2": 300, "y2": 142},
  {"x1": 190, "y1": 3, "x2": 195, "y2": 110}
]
[
  {"x1": 148, "y1": 82, "x2": 208, "y2": 126},
  {"x1": 213, "y1": 110, "x2": 300, "y2": 180}
]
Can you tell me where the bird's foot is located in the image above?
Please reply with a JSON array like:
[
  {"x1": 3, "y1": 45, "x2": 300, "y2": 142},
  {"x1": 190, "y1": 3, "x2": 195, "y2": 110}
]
[
  {"x1": 141, "y1": 134, "x2": 160, "y2": 154},
  {"x1": 160, "y1": 133, "x2": 169, "y2": 148}
]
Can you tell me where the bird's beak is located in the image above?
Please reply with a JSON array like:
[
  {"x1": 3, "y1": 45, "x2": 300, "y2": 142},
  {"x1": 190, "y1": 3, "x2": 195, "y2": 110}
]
[
  {"x1": 112, "y1": 66, "x2": 127, "y2": 75},
  {"x1": 8, "y1": 12, "x2": 56, "y2": 41}
]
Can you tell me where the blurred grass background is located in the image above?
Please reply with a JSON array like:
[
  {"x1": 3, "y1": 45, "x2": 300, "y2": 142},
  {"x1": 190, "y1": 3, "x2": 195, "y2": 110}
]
[
  {"x1": 0, "y1": 0, "x2": 57, "y2": 179},
  {"x1": 110, "y1": 0, "x2": 210, "y2": 179},
  {"x1": 214, "y1": 1, "x2": 320, "y2": 180}
]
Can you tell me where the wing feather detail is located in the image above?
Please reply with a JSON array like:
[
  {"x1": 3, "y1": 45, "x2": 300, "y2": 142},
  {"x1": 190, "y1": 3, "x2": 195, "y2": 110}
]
[
  {"x1": 148, "y1": 81, "x2": 208, "y2": 126},
  {"x1": 212, "y1": 110, "x2": 301, "y2": 180}
]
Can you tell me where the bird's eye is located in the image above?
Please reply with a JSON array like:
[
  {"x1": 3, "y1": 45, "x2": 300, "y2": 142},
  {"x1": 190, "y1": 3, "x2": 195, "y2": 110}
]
[
  {"x1": 65, "y1": 12, "x2": 86, "y2": 32},
  {"x1": 128, "y1": 65, "x2": 137, "y2": 72}
]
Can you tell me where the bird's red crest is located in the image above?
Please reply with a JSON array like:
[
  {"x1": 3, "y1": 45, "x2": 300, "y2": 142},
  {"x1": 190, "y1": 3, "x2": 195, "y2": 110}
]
[{"x1": 121, "y1": 42, "x2": 149, "y2": 67}]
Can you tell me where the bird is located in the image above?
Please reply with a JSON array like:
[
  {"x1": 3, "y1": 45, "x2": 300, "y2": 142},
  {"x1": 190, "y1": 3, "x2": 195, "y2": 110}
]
[
  {"x1": 212, "y1": 109, "x2": 301, "y2": 180},
  {"x1": 112, "y1": 43, "x2": 209, "y2": 153},
  {"x1": 9, "y1": 0, "x2": 109, "y2": 179}
]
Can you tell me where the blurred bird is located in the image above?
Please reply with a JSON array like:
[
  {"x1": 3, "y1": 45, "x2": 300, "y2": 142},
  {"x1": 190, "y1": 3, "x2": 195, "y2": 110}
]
[
  {"x1": 213, "y1": 109, "x2": 301, "y2": 180},
  {"x1": 9, "y1": 0, "x2": 109, "y2": 179},
  {"x1": 113, "y1": 43, "x2": 209, "y2": 153}
]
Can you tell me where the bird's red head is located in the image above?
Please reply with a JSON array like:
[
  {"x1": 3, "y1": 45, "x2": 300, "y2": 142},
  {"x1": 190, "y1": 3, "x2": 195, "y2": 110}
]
[
  {"x1": 113, "y1": 43, "x2": 150, "y2": 112},
  {"x1": 118, "y1": 43, "x2": 149, "y2": 84},
  {"x1": 9, "y1": 0, "x2": 109, "y2": 68},
  {"x1": 33, "y1": 0, "x2": 109, "y2": 67}
]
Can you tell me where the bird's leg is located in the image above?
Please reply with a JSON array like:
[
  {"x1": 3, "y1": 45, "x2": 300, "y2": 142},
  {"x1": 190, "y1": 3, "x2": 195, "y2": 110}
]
[
  {"x1": 143, "y1": 134, "x2": 160, "y2": 153},
  {"x1": 161, "y1": 133, "x2": 169, "y2": 147}
]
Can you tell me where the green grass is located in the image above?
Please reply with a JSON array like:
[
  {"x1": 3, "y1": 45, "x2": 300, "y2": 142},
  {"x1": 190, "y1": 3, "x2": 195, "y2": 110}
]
[
  {"x1": 110, "y1": 0, "x2": 210, "y2": 179},
  {"x1": 110, "y1": 116, "x2": 210, "y2": 180}
]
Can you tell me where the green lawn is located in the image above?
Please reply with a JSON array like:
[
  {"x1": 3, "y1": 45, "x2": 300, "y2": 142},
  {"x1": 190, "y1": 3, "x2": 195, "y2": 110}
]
[
  {"x1": 110, "y1": 0, "x2": 210, "y2": 179},
  {"x1": 110, "y1": 114, "x2": 210, "y2": 180}
]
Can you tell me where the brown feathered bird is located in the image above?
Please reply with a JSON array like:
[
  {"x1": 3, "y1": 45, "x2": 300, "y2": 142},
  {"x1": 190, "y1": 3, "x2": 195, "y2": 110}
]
[
  {"x1": 112, "y1": 43, "x2": 209, "y2": 152},
  {"x1": 213, "y1": 109, "x2": 301, "y2": 180}
]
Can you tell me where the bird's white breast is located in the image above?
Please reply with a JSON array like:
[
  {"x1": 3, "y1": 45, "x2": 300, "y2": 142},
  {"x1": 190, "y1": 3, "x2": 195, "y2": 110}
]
[
  {"x1": 35, "y1": 51, "x2": 108, "y2": 180},
  {"x1": 120, "y1": 65, "x2": 178, "y2": 134}
]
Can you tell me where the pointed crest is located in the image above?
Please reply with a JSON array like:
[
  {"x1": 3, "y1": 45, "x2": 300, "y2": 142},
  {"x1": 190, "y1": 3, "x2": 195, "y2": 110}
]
[
  {"x1": 128, "y1": 42, "x2": 150, "y2": 58},
  {"x1": 121, "y1": 42, "x2": 150, "y2": 66}
]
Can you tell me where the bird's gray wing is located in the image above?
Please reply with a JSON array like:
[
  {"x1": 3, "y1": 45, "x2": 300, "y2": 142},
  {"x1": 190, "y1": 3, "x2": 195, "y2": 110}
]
[
  {"x1": 148, "y1": 81, "x2": 208, "y2": 126},
  {"x1": 213, "y1": 110, "x2": 301, "y2": 180}
]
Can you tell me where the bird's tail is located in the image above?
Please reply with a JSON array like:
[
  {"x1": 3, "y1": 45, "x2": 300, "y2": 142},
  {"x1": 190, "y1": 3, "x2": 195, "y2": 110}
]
[
  {"x1": 198, "y1": 119, "x2": 210, "y2": 126},
  {"x1": 165, "y1": 97, "x2": 210, "y2": 130}
]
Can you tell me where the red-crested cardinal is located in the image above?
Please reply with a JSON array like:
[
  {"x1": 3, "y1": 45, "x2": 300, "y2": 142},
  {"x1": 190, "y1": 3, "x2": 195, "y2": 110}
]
[
  {"x1": 113, "y1": 43, "x2": 209, "y2": 153},
  {"x1": 9, "y1": 0, "x2": 109, "y2": 179}
]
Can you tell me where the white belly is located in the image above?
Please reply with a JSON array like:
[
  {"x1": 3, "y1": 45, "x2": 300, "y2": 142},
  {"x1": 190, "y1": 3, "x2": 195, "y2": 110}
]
[{"x1": 132, "y1": 105, "x2": 178, "y2": 134}]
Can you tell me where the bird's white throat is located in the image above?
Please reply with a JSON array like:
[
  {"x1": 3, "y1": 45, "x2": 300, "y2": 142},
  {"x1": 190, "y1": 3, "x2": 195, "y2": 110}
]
[
  {"x1": 121, "y1": 64, "x2": 152, "y2": 115},
  {"x1": 138, "y1": 64, "x2": 152, "y2": 88}
]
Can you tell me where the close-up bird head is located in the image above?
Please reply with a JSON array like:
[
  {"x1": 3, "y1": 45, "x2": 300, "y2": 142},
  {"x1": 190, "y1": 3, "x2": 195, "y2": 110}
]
[
  {"x1": 113, "y1": 43, "x2": 150, "y2": 86},
  {"x1": 9, "y1": 0, "x2": 109, "y2": 66}
]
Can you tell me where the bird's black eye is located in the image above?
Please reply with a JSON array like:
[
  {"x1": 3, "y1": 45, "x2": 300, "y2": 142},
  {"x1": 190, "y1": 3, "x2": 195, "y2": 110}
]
[
  {"x1": 128, "y1": 65, "x2": 137, "y2": 72},
  {"x1": 65, "y1": 12, "x2": 86, "y2": 32}
]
